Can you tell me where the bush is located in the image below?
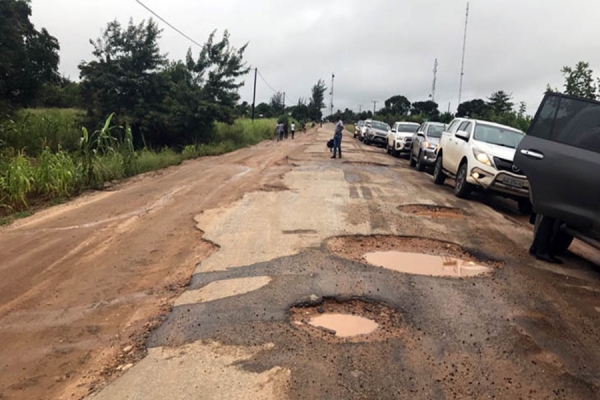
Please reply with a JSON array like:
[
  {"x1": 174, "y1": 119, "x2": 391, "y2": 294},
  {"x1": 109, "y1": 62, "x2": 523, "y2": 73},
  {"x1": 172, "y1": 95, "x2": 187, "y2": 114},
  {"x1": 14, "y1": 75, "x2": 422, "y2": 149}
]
[{"x1": 0, "y1": 152, "x2": 34, "y2": 210}]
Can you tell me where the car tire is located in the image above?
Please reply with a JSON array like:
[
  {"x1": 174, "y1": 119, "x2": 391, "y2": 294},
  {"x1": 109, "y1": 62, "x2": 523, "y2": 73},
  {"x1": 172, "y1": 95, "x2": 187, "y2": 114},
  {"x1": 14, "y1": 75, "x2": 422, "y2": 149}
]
[
  {"x1": 409, "y1": 151, "x2": 417, "y2": 167},
  {"x1": 517, "y1": 198, "x2": 533, "y2": 215},
  {"x1": 454, "y1": 162, "x2": 472, "y2": 199},
  {"x1": 416, "y1": 151, "x2": 426, "y2": 172},
  {"x1": 387, "y1": 144, "x2": 392, "y2": 154},
  {"x1": 433, "y1": 154, "x2": 446, "y2": 184}
]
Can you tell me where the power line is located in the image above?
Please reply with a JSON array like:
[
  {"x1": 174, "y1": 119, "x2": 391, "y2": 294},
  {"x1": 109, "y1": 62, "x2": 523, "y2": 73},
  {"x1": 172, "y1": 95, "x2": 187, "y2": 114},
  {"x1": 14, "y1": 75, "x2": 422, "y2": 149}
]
[
  {"x1": 256, "y1": 70, "x2": 279, "y2": 94},
  {"x1": 134, "y1": 0, "x2": 203, "y2": 47}
]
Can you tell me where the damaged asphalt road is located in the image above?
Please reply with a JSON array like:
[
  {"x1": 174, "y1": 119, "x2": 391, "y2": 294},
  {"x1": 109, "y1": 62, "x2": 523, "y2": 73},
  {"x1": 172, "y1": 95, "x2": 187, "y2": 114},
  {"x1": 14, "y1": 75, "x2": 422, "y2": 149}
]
[{"x1": 3, "y1": 125, "x2": 600, "y2": 399}]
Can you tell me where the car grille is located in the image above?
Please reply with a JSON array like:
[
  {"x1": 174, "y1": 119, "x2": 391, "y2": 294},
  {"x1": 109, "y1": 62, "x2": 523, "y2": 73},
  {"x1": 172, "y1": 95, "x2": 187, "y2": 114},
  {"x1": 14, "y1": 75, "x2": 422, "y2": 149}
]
[{"x1": 493, "y1": 157, "x2": 523, "y2": 176}]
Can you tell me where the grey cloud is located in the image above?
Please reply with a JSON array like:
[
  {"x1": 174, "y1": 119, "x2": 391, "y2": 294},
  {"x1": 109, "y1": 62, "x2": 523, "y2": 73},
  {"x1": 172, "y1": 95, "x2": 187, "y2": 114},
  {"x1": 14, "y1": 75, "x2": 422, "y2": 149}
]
[{"x1": 30, "y1": 0, "x2": 600, "y2": 116}]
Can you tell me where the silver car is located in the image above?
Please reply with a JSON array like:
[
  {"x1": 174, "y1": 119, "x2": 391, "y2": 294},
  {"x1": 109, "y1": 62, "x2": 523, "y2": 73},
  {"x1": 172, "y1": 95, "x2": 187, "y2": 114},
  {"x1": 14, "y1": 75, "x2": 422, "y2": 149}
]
[{"x1": 409, "y1": 122, "x2": 446, "y2": 171}]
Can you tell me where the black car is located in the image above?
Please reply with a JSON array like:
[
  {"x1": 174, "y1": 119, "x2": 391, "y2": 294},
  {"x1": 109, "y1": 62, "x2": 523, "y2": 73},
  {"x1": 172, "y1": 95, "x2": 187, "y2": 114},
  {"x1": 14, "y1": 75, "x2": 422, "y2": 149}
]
[{"x1": 514, "y1": 92, "x2": 600, "y2": 252}]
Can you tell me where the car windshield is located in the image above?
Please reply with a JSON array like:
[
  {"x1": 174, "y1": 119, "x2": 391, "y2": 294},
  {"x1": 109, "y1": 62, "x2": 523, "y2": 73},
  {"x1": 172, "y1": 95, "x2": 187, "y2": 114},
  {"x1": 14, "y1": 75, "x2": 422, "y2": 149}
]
[
  {"x1": 426, "y1": 125, "x2": 444, "y2": 138},
  {"x1": 473, "y1": 124, "x2": 525, "y2": 148},
  {"x1": 372, "y1": 121, "x2": 390, "y2": 131},
  {"x1": 397, "y1": 124, "x2": 418, "y2": 133}
]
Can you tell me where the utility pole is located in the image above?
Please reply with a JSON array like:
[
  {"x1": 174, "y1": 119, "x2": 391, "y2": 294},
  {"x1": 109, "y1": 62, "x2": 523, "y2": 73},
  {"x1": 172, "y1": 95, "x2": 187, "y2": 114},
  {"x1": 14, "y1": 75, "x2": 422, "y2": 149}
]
[
  {"x1": 358, "y1": 104, "x2": 363, "y2": 114},
  {"x1": 373, "y1": 100, "x2": 378, "y2": 115},
  {"x1": 431, "y1": 59, "x2": 438, "y2": 103},
  {"x1": 283, "y1": 92, "x2": 286, "y2": 114},
  {"x1": 330, "y1": 73, "x2": 335, "y2": 119},
  {"x1": 458, "y1": 2, "x2": 470, "y2": 106},
  {"x1": 251, "y1": 68, "x2": 257, "y2": 121},
  {"x1": 448, "y1": 102, "x2": 451, "y2": 114}
]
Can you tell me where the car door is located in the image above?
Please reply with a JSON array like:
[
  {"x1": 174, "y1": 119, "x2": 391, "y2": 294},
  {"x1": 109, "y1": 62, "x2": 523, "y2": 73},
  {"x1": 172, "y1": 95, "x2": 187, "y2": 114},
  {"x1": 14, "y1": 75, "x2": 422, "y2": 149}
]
[
  {"x1": 515, "y1": 93, "x2": 600, "y2": 234},
  {"x1": 389, "y1": 122, "x2": 398, "y2": 146},
  {"x1": 446, "y1": 121, "x2": 471, "y2": 173},
  {"x1": 413, "y1": 123, "x2": 426, "y2": 157},
  {"x1": 441, "y1": 120, "x2": 461, "y2": 169}
]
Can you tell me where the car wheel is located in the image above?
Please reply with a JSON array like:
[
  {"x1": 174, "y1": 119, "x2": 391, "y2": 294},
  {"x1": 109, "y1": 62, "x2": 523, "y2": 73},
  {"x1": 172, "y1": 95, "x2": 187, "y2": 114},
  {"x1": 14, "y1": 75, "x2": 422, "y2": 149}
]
[
  {"x1": 387, "y1": 144, "x2": 391, "y2": 154},
  {"x1": 517, "y1": 198, "x2": 533, "y2": 215},
  {"x1": 416, "y1": 151, "x2": 426, "y2": 172},
  {"x1": 409, "y1": 151, "x2": 417, "y2": 167},
  {"x1": 454, "y1": 162, "x2": 472, "y2": 199},
  {"x1": 433, "y1": 155, "x2": 446, "y2": 184}
]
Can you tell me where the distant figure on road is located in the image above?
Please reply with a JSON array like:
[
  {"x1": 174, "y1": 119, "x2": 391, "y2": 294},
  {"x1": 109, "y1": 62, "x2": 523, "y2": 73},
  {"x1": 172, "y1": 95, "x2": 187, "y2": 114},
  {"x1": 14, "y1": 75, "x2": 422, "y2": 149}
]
[
  {"x1": 291, "y1": 122, "x2": 296, "y2": 140},
  {"x1": 332, "y1": 117, "x2": 344, "y2": 159},
  {"x1": 275, "y1": 123, "x2": 283, "y2": 142}
]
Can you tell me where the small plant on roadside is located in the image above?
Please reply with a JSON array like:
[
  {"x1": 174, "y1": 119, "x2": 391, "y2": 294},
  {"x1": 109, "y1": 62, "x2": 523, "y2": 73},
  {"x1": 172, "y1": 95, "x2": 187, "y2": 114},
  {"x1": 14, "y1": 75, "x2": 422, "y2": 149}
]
[{"x1": 0, "y1": 151, "x2": 34, "y2": 210}]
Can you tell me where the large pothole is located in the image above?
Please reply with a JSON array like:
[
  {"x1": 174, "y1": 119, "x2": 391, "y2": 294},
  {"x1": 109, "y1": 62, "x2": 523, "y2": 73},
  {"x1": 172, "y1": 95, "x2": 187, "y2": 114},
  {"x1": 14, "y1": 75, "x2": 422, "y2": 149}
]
[
  {"x1": 327, "y1": 235, "x2": 499, "y2": 278},
  {"x1": 289, "y1": 298, "x2": 403, "y2": 343},
  {"x1": 397, "y1": 204, "x2": 466, "y2": 219}
]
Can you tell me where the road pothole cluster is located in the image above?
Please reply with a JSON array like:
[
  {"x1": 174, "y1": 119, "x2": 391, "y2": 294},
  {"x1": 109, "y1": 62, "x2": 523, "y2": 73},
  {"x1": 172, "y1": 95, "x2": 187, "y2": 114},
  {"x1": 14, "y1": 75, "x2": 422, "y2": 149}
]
[
  {"x1": 398, "y1": 204, "x2": 466, "y2": 219},
  {"x1": 327, "y1": 235, "x2": 498, "y2": 278},
  {"x1": 289, "y1": 298, "x2": 403, "y2": 343}
]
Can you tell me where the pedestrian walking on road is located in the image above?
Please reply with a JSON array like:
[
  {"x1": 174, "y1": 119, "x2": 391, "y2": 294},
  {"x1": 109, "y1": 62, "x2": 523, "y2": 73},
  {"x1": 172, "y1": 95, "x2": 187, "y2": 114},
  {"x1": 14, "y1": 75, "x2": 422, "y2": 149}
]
[
  {"x1": 291, "y1": 122, "x2": 296, "y2": 140},
  {"x1": 275, "y1": 123, "x2": 283, "y2": 142},
  {"x1": 331, "y1": 117, "x2": 343, "y2": 159}
]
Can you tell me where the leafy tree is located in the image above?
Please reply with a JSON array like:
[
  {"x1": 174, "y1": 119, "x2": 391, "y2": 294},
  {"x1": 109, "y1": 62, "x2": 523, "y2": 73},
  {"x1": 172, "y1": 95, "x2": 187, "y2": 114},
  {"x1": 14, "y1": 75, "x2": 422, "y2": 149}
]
[
  {"x1": 255, "y1": 102, "x2": 272, "y2": 118},
  {"x1": 308, "y1": 79, "x2": 327, "y2": 121},
  {"x1": 383, "y1": 95, "x2": 411, "y2": 116},
  {"x1": 79, "y1": 19, "x2": 249, "y2": 147},
  {"x1": 235, "y1": 101, "x2": 250, "y2": 117},
  {"x1": 487, "y1": 90, "x2": 514, "y2": 114},
  {"x1": 0, "y1": 0, "x2": 60, "y2": 111},
  {"x1": 291, "y1": 98, "x2": 309, "y2": 122},
  {"x1": 411, "y1": 100, "x2": 440, "y2": 120},
  {"x1": 439, "y1": 112, "x2": 454, "y2": 124},
  {"x1": 517, "y1": 101, "x2": 527, "y2": 118},
  {"x1": 456, "y1": 99, "x2": 490, "y2": 118},
  {"x1": 270, "y1": 92, "x2": 285, "y2": 116},
  {"x1": 561, "y1": 61, "x2": 597, "y2": 99}
]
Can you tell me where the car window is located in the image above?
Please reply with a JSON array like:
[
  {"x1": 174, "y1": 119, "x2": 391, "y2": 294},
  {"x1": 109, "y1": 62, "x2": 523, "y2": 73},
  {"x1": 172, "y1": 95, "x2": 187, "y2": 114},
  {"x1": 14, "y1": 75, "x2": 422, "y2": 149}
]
[
  {"x1": 551, "y1": 97, "x2": 600, "y2": 153},
  {"x1": 397, "y1": 124, "x2": 419, "y2": 133},
  {"x1": 447, "y1": 120, "x2": 461, "y2": 133},
  {"x1": 426, "y1": 124, "x2": 444, "y2": 138},
  {"x1": 529, "y1": 95, "x2": 559, "y2": 140},
  {"x1": 372, "y1": 121, "x2": 390, "y2": 130},
  {"x1": 473, "y1": 123, "x2": 525, "y2": 149},
  {"x1": 457, "y1": 121, "x2": 470, "y2": 132}
]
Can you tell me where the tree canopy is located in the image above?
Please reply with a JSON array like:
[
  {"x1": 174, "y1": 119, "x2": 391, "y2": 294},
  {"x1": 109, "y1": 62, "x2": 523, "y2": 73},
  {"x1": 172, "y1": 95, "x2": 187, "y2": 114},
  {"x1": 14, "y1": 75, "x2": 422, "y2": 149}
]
[{"x1": 308, "y1": 79, "x2": 327, "y2": 121}]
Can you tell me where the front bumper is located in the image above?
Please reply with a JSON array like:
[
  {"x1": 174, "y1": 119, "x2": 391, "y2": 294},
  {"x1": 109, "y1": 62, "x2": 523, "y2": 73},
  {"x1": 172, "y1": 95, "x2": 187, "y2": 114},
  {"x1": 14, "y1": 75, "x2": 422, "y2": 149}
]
[
  {"x1": 467, "y1": 167, "x2": 529, "y2": 198},
  {"x1": 420, "y1": 148, "x2": 437, "y2": 165},
  {"x1": 369, "y1": 134, "x2": 387, "y2": 144},
  {"x1": 394, "y1": 139, "x2": 413, "y2": 151}
]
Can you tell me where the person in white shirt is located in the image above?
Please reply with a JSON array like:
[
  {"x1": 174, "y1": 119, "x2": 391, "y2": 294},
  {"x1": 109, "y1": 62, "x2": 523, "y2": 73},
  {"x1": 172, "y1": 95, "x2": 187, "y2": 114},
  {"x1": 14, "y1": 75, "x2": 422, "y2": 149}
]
[{"x1": 290, "y1": 122, "x2": 296, "y2": 140}]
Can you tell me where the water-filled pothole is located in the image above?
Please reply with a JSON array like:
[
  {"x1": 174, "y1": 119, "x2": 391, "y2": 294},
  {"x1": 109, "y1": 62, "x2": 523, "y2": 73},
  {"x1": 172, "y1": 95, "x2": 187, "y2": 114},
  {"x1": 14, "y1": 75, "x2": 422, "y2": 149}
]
[
  {"x1": 327, "y1": 235, "x2": 500, "y2": 278},
  {"x1": 289, "y1": 299, "x2": 402, "y2": 342},
  {"x1": 397, "y1": 204, "x2": 466, "y2": 219},
  {"x1": 364, "y1": 252, "x2": 490, "y2": 277}
]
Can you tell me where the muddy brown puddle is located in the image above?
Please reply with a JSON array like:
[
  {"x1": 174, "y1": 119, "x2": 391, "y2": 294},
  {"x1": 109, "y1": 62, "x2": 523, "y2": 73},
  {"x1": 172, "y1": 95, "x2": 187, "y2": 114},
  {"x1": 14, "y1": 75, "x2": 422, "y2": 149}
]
[
  {"x1": 364, "y1": 251, "x2": 490, "y2": 278},
  {"x1": 309, "y1": 314, "x2": 379, "y2": 338}
]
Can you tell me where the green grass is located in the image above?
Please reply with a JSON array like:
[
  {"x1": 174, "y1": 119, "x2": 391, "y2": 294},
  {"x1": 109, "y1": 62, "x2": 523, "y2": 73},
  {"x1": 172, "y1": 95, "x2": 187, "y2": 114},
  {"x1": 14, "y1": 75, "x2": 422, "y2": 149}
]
[
  {"x1": 0, "y1": 113, "x2": 277, "y2": 216},
  {"x1": 345, "y1": 124, "x2": 355, "y2": 133}
]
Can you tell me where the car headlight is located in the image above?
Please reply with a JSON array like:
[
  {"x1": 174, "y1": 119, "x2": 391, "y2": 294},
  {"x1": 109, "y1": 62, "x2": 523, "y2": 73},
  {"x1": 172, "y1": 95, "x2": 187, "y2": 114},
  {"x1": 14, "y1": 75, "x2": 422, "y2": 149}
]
[
  {"x1": 473, "y1": 148, "x2": 493, "y2": 167},
  {"x1": 423, "y1": 141, "x2": 431, "y2": 148}
]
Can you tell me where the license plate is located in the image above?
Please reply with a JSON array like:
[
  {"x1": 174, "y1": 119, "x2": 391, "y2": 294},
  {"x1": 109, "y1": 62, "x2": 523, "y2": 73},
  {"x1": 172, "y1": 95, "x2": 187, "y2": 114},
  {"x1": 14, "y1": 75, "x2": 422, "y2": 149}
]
[{"x1": 501, "y1": 176, "x2": 523, "y2": 188}]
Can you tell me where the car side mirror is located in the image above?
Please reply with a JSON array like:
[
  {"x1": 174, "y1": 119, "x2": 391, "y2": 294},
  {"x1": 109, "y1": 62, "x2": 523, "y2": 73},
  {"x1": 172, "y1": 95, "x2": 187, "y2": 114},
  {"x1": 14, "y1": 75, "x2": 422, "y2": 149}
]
[
  {"x1": 417, "y1": 132, "x2": 425, "y2": 138},
  {"x1": 392, "y1": 129, "x2": 397, "y2": 133},
  {"x1": 455, "y1": 130, "x2": 469, "y2": 141}
]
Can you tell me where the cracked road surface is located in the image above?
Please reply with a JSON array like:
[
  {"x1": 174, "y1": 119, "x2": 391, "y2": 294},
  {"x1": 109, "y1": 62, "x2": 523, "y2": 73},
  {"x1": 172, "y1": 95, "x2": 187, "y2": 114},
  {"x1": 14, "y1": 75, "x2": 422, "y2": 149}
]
[{"x1": 2, "y1": 125, "x2": 600, "y2": 399}]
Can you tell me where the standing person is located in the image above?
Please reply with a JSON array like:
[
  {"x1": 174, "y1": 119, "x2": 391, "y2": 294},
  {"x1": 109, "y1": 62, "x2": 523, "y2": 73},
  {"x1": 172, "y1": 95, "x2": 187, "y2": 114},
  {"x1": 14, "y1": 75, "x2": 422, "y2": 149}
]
[
  {"x1": 290, "y1": 121, "x2": 296, "y2": 140},
  {"x1": 331, "y1": 117, "x2": 344, "y2": 159},
  {"x1": 275, "y1": 122, "x2": 283, "y2": 142}
]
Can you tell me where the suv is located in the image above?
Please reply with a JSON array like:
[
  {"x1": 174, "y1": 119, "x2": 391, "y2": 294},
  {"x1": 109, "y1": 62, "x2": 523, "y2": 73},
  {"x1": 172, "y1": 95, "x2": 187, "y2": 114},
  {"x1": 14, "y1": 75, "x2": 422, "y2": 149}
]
[
  {"x1": 354, "y1": 120, "x2": 365, "y2": 139},
  {"x1": 514, "y1": 92, "x2": 600, "y2": 252},
  {"x1": 364, "y1": 120, "x2": 391, "y2": 147},
  {"x1": 409, "y1": 122, "x2": 446, "y2": 171},
  {"x1": 433, "y1": 118, "x2": 531, "y2": 212},
  {"x1": 387, "y1": 122, "x2": 420, "y2": 157}
]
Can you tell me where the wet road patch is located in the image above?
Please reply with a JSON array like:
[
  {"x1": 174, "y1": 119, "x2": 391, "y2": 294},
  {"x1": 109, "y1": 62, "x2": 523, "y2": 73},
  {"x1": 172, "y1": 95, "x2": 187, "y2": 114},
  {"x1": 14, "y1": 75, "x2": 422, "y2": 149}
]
[
  {"x1": 398, "y1": 204, "x2": 466, "y2": 219},
  {"x1": 327, "y1": 235, "x2": 500, "y2": 273},
  {"x1": 364, "y1": 251, "x2": 490, "y2": 278},
  {"x1": 289, "y1": 298, "x2": 403, "y2": 343}
]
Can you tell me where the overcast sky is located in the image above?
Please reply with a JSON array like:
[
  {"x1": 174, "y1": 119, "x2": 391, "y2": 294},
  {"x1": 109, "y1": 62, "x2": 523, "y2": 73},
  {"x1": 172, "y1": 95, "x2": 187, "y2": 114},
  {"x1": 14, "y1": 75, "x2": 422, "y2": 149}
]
[{"x1": 30, "y1": 0, "x2": 600, "y2": 115}]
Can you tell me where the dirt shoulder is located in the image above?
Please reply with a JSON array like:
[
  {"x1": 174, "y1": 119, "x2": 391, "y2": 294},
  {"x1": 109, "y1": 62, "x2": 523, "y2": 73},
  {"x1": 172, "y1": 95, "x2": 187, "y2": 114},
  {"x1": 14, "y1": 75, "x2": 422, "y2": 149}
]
[{"x1": 0, "y1": 132, "x2": 313, "y2": 400}]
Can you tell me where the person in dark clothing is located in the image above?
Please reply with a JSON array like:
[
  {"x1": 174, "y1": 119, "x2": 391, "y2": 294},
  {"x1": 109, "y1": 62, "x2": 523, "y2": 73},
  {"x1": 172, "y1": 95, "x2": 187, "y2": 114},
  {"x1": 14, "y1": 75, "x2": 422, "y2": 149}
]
[
  {"x1": 331, "y1": 118, "x2": 343, "y2": 159},
  {"x1": 529, "y1": 214, "x2": 563, "y2": 264}
]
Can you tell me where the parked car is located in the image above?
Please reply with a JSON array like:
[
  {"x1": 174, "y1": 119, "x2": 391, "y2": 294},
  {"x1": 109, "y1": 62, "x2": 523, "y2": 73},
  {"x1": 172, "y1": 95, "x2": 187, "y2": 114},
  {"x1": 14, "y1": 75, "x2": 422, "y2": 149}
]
[
  {"x1": 354, "y1": 120, "x2": 365, "y2": 139},
  {"x1": 409, "y1": 122, "x2": 446, "y2": 171},
  {"x1": 514, "y1": 92, "x2": 600, "y2": 252},
  {"x1": 386, "y1": 122, "x2": 420, "y2": 156},
  {"x1": 364, "y1": 120, "x2": 391, "y2": 147},
  {"x1": 358, "y1": 119, "x2": 371, "y2": 141},
  {"x1": 433, "y1": 118, "x2": 531, "y2": 212}
]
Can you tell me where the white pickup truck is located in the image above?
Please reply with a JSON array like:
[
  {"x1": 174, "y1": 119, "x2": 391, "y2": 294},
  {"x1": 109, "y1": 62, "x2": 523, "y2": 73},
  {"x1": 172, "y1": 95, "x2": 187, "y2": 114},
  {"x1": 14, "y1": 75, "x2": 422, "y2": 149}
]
[{"x1": 433, "y1": 118, "x2": 532, "y2": 213}]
